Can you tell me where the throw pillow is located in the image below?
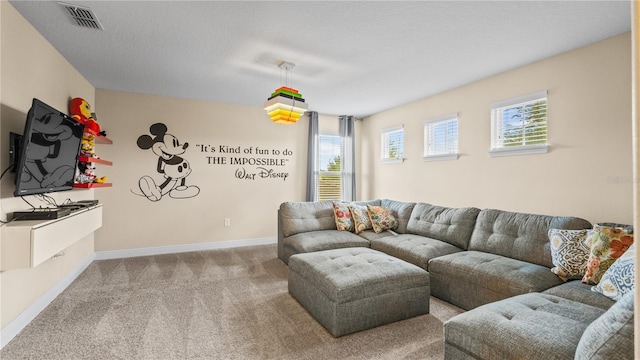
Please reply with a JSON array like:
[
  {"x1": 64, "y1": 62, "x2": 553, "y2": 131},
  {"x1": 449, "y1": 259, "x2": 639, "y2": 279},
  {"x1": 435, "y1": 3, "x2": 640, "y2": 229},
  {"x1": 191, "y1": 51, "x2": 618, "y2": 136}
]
[
  {"x1": 366, "y1": 204, "x2": 398, "y2": 233},
  {"x1": 332, "y1": 202, "x2": 354, "y2": 232},
  {"x1": 592, "y1": 243, "x2": 635, "y2": 301},
  {"x1": 548, "y1": 229, "x2": 591, "y2": 281},
  {"x1": 582, "y1": 223, "x2": 634, "y2": 285},
  {"x1": 349, "y1": 204, "x2": 373, "y2": 234}
]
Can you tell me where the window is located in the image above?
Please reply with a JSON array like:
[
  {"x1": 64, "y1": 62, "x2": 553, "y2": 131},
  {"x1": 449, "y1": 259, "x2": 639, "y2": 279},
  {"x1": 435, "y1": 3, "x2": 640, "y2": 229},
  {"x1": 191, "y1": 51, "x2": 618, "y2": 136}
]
[
  {"x1": 490, "y1": 91, "x2": 548, "y2": 157},
  {"x1": 381, "y1": 125, "x2": 404, "y2": 163},
  {"x1": 317, "y1": 135, "x2": 341, "y2": 201},
  {"x1": 424, "y1": 114, "x2": 458, "y2": 161}
]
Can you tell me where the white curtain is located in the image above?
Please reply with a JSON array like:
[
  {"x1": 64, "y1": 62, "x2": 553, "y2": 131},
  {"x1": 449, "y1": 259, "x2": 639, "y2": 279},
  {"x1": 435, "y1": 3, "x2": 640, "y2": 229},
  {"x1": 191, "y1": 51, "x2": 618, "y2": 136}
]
[
  {"x1": 339, "y1": 115, "x2": 355, "y2": 201},
  {"x1": 306, "y1": 111, "x2": 319, "y2": 201}
]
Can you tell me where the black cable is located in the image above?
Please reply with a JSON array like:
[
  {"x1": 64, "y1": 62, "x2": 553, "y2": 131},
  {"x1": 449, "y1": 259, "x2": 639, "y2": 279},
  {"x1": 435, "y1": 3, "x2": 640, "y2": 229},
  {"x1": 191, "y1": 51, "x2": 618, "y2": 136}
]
[
  {"x1": 38, "y1": 194, "x2": 58, "y2": 208},
  {"x1": 0, "y1": 215, "x2": 20, "y2": 226},
  {"x1": 0, "y1": 212, "x2": 29, "y2": 226},
  {"x1": 0, "y1": 164, "x2": 12, "y2": 180},
  {"x1": 21, "y1": 196, "x2": 36, "y2": 209}
]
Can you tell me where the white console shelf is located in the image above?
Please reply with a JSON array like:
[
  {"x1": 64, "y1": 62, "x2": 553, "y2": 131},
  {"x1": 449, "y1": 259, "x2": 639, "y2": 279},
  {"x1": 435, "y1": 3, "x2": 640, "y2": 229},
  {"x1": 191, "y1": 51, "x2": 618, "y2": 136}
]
[{"x1": 1, "y1": 205, "x2": 102, "y2": 271}]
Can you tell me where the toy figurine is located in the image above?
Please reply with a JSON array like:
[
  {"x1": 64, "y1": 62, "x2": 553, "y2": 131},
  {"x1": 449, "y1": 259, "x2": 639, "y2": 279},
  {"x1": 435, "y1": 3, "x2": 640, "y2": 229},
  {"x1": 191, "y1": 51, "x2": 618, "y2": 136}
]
[
  {"x1": 69, "y1": 97, "x2": 105, "y2": 136},
  {"x1": 69, "y1": 97, "x2": 92, "y2": 124},
  {"x1": 80, "y1": 133, "x2": 96, "y2": 158}
]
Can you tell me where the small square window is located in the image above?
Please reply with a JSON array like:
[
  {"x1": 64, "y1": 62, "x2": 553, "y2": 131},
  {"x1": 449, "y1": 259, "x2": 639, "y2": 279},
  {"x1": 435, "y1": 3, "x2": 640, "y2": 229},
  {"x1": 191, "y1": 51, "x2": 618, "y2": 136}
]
[
  {"x1": 490, "y1": 91, "x2": 548, "y2": 157},
  {"x1": 381, "y1": 125, "x2": 404, "y2": 163},
  {"x1": 424, "y1": 114, "x2": 458, "y2": 161}
]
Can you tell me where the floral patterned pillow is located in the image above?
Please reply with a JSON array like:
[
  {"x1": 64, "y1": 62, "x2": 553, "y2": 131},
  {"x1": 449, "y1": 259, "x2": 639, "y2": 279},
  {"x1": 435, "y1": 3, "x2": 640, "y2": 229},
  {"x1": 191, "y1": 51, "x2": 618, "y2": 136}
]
[
  {"x1": 332, "y1": 202, "x2": 353, "y2": 232},
  {"x1": 582, "y1": 223, "x2": 634, "y2": 285},
  {"x1": 548, "y1": 229, "x2": 592, "y2": 281},
  {"x1": 348, "y1": 204, "x2": 373, "y2": 234},
  {"x1": 366, "y1": 204, "x2": 398, "y2": 233},
  {"x1": 592, "y1": 243, "x2": 635, "y2": 301}
]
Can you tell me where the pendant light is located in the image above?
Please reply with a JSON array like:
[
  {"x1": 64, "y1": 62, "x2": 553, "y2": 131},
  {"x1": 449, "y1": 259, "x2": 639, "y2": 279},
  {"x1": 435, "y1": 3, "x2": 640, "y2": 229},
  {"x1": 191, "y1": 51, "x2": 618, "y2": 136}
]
[{"x1": 264, "y1": 61, "x2": 308, "y2": 125}]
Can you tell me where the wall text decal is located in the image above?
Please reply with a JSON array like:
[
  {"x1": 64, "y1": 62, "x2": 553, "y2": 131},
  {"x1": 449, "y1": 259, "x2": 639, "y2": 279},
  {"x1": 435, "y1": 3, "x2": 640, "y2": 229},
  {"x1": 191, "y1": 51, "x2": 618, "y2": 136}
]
[{"x1": 195, "y1": 144, "x2": 293, "y2": 181}]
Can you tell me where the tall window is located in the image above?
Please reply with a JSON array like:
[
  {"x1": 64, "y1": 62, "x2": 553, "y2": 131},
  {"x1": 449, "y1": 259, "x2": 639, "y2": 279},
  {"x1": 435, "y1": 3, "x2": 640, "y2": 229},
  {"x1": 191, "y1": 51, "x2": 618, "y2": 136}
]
[
  {"x1": 381, "y1": 125, "x2": 404, "y2": 163},
  {"x1": 424, "y1": 114, "x2": 458, "y2": 161},
  {"x1": 317, "y1": 135, "x2": 341, "y2": 201},
  {"x1": 490, "y1": 91, "x2": 548, "y2": 157}
]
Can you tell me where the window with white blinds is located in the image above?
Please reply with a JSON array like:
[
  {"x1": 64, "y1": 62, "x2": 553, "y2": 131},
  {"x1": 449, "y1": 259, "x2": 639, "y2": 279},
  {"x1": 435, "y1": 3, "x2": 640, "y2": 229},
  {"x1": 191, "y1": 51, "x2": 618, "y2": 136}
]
[
  {"x1": 490, "y1": 91, "x2": 548, "y2": 157},
  {"x1": 424, "y1": 114, "x2": 458, "y2": 161},
  {"x1": 317, "y1": 135, "x2": 341, "y2": 201},
  {"x1": 381, "y1": 125, "x2": 404, "y2": 163}
]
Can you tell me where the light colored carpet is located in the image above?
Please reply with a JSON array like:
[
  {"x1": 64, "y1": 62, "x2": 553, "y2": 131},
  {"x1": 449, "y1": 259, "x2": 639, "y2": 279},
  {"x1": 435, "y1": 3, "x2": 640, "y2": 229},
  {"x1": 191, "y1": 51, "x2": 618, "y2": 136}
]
[{"x1": 1, "y1": 244, "x2": 464, "y2": 359}]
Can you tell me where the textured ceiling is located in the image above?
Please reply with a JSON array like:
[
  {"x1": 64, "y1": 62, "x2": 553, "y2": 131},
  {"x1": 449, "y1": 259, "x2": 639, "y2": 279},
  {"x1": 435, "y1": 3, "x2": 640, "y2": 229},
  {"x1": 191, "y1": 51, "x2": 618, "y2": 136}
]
[{"x1": 9, "y1": 1, "x2": 631, "y2": 117}]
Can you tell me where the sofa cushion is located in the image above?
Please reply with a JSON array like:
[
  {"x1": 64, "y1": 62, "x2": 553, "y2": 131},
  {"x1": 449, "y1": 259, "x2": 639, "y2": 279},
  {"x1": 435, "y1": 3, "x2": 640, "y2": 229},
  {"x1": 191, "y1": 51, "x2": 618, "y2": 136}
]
[
  {"x1": 592, "y1": 243, "x2": 635, "y2": 301},
  {"x1": 444, "y1": 293, "x2": 605, "y2": 360},
  {"x1": 357, "y1": 230, "x2": 396, "y2": 242},
  {"x1": 280, "y1": 201, "x2": 337, "y2": 237},
  {"x1": 583, "y1": 223, "x2": 634, "y2": 285},
  {"x1": 469, "y1": 209, "x2": 592, "y2": 268},
  {"x1": 370, "y1": 233, "x2": 463, "y2": 270},
  {"x1": 428, "y1": 251, "x2": 564, "y2": 310},
  {"x1": 380, "y1": 199, "x2": 415, "y2": 234},
  {"x1": 281, "y1": 230, "x2": 370, "y2": 264},
  {"x1": 574, "y1": 291, "x2": 634, "y2": 359},
  {"x1": 548, "y1": 228, "x2": 592, "y2": 281},
  {"x1": 543, "y1": 281, "x2": 615, "y2": 310},
  {"x1": 406, "y1": 203, "x2": 480, "y2": 250}
]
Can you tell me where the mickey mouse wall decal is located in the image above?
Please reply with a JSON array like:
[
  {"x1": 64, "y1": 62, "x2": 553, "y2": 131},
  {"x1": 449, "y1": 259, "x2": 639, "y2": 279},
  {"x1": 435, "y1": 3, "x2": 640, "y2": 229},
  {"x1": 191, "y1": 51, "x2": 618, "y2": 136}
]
[{"x1": 133, "y1": 123, "x2": 200, "y2": 201}]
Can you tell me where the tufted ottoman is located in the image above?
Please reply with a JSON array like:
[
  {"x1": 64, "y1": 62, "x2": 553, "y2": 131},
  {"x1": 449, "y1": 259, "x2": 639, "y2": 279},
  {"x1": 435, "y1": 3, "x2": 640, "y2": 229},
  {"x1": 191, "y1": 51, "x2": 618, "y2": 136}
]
[
  {"x1": 288, "y1": 247, "x2": 430, "y2": 337},
  {"x1": 444, "y1": 292, "x2": 606, "y2": 359}
]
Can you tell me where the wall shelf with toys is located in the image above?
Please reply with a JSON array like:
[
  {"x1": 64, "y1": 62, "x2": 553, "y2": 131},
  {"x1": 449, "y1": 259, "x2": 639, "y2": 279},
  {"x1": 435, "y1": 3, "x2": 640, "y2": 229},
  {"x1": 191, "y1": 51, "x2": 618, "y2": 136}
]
[
  {"x1": 74, "y1": 134, "x2": 112, "y2": 187},
  {"x1": 77, "y1": 156, "x2": 113, "y2": 166},
  {"x1": 85, "y1": 128, "x2": 112, "y2": 144},
  {"x1": 69, "y1": 97, "x2": 111, "y2": 188}
]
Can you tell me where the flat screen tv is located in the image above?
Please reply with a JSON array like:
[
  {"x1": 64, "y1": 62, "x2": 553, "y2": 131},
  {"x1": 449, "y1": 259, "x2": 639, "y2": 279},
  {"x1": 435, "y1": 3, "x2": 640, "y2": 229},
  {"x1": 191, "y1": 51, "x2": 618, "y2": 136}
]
[{"x1": 13, "y1": 98, "x2": 84, "y2": 196}]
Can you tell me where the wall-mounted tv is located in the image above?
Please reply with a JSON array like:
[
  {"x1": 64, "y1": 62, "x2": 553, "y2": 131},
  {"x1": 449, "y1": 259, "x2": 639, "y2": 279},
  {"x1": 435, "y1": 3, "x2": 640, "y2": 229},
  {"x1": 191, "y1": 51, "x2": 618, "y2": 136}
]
[{"x1": 13, "y1": 98, "x2": 84, "y2": 197}]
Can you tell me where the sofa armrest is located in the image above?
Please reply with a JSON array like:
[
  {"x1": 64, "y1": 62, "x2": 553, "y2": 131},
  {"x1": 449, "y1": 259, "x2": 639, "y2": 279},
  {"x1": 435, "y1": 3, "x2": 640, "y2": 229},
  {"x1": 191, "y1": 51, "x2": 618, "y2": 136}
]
[{"x1": 277, "y1": 208, "x2": 286, "y2": 262}]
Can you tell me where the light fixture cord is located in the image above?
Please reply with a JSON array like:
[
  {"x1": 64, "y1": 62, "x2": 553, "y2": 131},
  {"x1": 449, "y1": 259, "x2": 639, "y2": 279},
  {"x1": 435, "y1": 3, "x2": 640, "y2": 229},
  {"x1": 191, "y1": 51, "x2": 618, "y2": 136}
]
[
  {"x1": 279, "y1": 64, "x2": 294, "y2": 88},
  {"x1": 280, "y1": 64, "x2": 297, "y2": 116}
]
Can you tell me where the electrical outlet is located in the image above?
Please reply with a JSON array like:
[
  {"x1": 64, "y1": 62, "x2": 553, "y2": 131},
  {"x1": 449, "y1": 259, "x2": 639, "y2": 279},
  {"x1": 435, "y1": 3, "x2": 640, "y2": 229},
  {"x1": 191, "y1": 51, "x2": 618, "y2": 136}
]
[{"x1": 224, "y1": 218, "x2": 231, "y2": 227}]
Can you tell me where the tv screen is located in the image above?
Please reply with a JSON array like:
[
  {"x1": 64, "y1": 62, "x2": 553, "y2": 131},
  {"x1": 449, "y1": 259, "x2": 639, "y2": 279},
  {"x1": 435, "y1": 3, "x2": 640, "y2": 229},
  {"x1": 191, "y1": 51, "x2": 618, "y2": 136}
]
[{"x1": 13, "y1": 98, "x2": 84, "y2": 197}]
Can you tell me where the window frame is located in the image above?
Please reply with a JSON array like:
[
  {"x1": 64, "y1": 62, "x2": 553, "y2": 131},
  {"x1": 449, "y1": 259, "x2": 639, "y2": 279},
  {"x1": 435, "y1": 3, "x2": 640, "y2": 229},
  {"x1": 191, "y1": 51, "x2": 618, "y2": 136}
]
[
  {"x1": 489, "y1": 90, "x2": 548, "y2": 157},
  {"x1": 423, "y1": 113, "x2": 459, "y2": 162},
  {"x1": 380, "y1": 125, "x2": 404, "y2": 164}
]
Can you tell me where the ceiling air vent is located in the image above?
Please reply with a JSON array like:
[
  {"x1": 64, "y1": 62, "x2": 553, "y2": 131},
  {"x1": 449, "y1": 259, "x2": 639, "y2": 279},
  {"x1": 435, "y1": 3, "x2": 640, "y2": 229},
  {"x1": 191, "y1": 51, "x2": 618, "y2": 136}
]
[{"x1": 59, "y1": 2, "x2": 103, "y2": 30}]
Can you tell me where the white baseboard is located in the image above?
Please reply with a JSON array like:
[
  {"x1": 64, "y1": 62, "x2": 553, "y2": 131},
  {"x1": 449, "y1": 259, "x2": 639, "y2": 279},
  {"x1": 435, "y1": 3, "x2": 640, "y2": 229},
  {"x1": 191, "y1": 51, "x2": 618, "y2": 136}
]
[
  {"x1": 94, "y1": 236, "x2": 277, "y2": 260},
  {"x1": 1, "y1": 236, "x2": 276, "y2": 349},
  {"x1": 0, "y1": 253, "x2": 96, "y2": 349}
]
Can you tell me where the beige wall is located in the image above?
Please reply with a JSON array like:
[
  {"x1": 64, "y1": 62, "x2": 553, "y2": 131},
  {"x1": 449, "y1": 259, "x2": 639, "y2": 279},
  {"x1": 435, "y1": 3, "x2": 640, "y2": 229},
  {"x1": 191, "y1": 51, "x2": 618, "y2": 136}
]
[
  {"x1": 0, "y1": 2, "x2": 95, "y2": 328},
  {"x1": 0, "y1": 0, "x2": 635, "y2": 343},
  {"x1": 360, "y1": 32, "x2": 633, "y2": 225},
  {"x1": 94, "y1": 91, "x2": 341, "y2": 252}
]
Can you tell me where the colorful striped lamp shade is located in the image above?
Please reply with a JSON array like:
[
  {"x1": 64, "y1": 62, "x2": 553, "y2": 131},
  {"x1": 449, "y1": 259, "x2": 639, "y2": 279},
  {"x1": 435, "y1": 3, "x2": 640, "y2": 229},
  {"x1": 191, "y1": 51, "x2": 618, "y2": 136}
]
[{"x1": 264, "y1": 86, "x2": 308, "y2": 125}]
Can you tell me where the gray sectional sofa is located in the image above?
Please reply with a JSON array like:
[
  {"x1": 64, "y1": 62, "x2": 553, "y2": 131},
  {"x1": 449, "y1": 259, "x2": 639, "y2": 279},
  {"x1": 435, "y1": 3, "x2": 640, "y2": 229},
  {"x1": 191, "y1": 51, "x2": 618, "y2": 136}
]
[{"x1": 277, "y1": 199, "x2": 634, "y2": 359}]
